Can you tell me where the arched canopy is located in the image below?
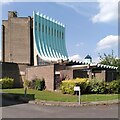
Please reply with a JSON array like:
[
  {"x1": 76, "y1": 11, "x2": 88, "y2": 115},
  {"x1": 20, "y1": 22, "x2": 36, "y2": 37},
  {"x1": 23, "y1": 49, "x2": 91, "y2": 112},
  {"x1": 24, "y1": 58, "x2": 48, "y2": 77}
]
[{"x1": 33, "y1": 11, "x2": 68, "y2": 62}]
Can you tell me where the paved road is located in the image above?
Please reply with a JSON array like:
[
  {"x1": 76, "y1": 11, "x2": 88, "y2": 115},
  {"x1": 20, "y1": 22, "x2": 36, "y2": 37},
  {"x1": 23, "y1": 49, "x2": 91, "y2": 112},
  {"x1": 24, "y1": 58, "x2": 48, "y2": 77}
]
[{"x1": 1, "y1": 98, "x2": 119, "y2": 118}]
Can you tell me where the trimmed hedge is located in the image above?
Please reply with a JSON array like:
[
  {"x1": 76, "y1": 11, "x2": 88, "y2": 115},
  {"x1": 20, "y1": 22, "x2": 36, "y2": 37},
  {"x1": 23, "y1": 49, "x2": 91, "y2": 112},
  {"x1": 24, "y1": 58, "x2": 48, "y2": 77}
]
[
  {"x1": 109, "y1": 80, "x2": 120, "y2": 94},
  {"x1": 88, "y1": 80, "x2": 110, "y2": 94},
  {"x1": 89, "y1": 80, "x2": 120, "y2": 94},
  {"x1": 60, "y1": 78, "x2": 88, "y2": 94},
  {"x1": 60, "y1": 78, "x2": 120, "y2": 95},
  {"x1": 0, "y1": 77, "x2": 14, "y2": 89}
]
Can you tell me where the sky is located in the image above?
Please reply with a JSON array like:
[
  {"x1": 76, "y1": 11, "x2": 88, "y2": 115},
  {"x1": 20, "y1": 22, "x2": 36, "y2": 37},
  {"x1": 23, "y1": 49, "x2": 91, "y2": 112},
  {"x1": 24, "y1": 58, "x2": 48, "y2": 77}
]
[{"x1": 0, "y1": 0, "x2": 119, "y2": 63}]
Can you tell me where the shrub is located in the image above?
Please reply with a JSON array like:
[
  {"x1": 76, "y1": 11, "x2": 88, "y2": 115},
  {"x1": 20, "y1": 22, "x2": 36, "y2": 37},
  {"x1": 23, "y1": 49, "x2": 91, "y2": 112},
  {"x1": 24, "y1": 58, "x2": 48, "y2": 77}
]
[
  {"x1": 109, "y1": 80, "x2": 120, "y2": 94},
  {"x1": 89, "y1": 80, "x2": 109, "y2": 94},
  {"x1": 0, "y1": 77, "x2": 14, "y2": 89},
  {"x1": 60, "y1": 78, "x2": 88, "y2": 94},
  {"x1": 34, "y1": 78, "x2": 45, "y2": 91},
  {"x1": 61, "y1": 78, "x2": 120, "y2": 95},
  {"x1": 30, "y1": 80, "x2": 36, "y2": 89},
  {"x1": 23, "y1": 79, "x2": 31, "y2": 89}
]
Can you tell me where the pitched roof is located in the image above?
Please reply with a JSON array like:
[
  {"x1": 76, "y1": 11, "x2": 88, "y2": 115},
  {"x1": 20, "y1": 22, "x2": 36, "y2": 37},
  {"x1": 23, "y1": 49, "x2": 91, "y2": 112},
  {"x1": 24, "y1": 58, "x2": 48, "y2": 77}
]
[{"x1": 85, "y1": 55, "x2": 92, "y2": 59}]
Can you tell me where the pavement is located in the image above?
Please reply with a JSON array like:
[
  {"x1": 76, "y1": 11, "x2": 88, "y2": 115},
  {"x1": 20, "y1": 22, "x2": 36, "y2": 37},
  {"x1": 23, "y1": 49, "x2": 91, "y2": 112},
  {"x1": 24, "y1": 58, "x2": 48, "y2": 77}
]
[
  {"x1": 2, "y1": 92, "x2": 120, "y2": 107},
  {"x1": 1, "y1": 93, "x2": 119, "y2": 118},
  {"x1": 29, "y1": 99, "x2": 119, "y2": 107},
  {"x1": 2, "y1": 98, "x2": 119, "y2": 118}
]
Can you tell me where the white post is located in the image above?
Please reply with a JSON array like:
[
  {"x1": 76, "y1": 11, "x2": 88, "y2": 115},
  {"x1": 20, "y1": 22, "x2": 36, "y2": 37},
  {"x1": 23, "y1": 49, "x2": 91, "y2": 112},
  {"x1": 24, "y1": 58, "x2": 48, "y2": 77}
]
[
  {"x1": 74, "y1": 86, "x2": 81, "y2": 105},
  {"x1": 79, "y1": 88, "x2": 81, "y2": 105}
]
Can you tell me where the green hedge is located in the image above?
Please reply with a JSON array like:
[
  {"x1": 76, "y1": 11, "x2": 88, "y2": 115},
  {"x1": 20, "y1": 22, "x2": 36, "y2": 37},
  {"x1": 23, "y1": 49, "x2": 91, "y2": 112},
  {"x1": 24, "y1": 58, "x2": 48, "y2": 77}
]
[
  {"x1": 109, "y1": 80, "x2": 120, "y2": 94},
  {"x1": 88, "y1": 80, "x2": 110, "y2": 94},
  {"x1": 0, "y1": 77, "x2": 14, "y2": 89},
  {"x1": 60, "y1": 78, "x2": 88, "y2": 94},
  {"x1": 60, "y1": 78, "x2": 120, "y2": 95},
  {"x1": 89, "y1": 80, "x2": 120, "y2": 94}
]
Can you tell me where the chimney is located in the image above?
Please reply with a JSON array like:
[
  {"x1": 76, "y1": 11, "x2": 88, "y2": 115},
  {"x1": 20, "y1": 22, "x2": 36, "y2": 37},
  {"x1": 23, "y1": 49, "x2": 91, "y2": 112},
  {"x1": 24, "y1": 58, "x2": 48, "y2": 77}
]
[{"x1": 8, "y1": 11, "x2": 17, "y2": 18}]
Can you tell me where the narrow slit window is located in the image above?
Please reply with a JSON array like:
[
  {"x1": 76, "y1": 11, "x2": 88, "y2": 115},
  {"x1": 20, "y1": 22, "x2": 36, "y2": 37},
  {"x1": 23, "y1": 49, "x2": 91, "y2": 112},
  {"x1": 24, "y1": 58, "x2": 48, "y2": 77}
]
[
  {"x1": 49, "y1": 27, "x2": 50, "y2": 35},
  {"x1": 46, "y1": 26, "x2": 47, "y2": 34},
  {"x1": 39, "y1": 23, "x2": 41, "y2": 31},
  {"x1": 42, "y1": 24, "x2": 44, "y2": 32},
  {"x1": 62, "y1": 32, "x2": 64, "y2": 39},
  {"x1": 54, "y1": 29, "x2": 56, "y2": 37},
  {"x1": 35, "y1": 21, "x2": 37, "y2": 30},
  {"x1": 57, "y1": 30, "x2": 59, "y2": 38}
]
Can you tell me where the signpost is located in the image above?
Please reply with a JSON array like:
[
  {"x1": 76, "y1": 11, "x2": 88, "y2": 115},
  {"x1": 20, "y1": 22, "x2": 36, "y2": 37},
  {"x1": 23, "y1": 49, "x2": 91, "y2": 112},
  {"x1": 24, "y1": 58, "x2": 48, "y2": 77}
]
[{"x1": 74, "y1": 86, "x2": 81, "y2": 105}]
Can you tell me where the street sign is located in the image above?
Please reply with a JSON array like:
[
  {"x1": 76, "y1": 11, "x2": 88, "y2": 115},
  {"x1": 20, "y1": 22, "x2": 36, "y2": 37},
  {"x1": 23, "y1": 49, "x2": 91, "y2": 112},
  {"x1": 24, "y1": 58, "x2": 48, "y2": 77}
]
[
  {"x1": 74, "y1": 86, "x2": 81, "y2": 105},
  {"x1": 74, "y1": 86, "x2": 80, "y2": 91}
]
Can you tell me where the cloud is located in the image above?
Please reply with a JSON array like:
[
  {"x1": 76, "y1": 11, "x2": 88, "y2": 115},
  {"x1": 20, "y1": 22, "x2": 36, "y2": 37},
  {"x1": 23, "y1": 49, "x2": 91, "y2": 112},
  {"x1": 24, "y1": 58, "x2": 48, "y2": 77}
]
[
  {"x1": 75, "y1": 42, "x2": 84, "y2": 47},
  {"x1": 69, "y1": 54, "x2": 81, "y2": 61},
  {"x1": 56, "y1": 2, "x2": 95, "y2": 17},
  {"x1": 0, "y1": 0, "x2": 14, "y2": 4},
  {"x1": 92, "y1": 0, "x2": 118, "y2": 23},
  {"x1": 93, "y1": 57, "x2": 100, "y2": 63},
  {"x1": 96, "y1": 35, "x2": 118, "y2": 51}
]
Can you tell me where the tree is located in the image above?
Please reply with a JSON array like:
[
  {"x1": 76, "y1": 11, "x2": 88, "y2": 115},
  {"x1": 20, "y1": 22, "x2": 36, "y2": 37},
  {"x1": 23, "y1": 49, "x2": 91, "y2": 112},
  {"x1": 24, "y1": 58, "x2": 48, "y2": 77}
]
[{"x1": 98, "y1": 50, "x2": 120, "y2": 79}]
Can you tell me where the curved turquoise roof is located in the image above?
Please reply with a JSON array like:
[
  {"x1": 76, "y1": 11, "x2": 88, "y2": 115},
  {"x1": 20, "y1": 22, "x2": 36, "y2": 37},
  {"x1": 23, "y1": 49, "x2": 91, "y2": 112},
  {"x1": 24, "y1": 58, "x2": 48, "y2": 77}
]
[{"x1": 33, "y1": 11, "x2": 68, "y2": 62}]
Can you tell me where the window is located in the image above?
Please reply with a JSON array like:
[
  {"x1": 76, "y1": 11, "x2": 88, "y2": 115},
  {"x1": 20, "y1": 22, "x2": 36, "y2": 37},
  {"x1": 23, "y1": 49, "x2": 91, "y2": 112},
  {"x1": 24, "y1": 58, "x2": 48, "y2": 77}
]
[
  {"x1": 42, "y1": 24, "x2": 44, "y2": 32},
  {"x1": 46, "y1": 26, "x2": 47, "y2": 34},
  {"x1": 60, "y1": 31, "x2": 61, "y2": 39},
  {"x1": 57, "y1": 30, "x2": 59, "y2": 38},
  {"x1": 54, "y1": 29, "x2": 56, "y2": 37},
  {"x1": 35, "y1": 21, "x2": 37, "y2": 30},
  {"x1": 49, "y1": 27, "x2": 50, "y2": 35},
  {"x1": 39, "y1": 23, "x2": 41, "y2": 31},
  {"x1": 62, "y1": 32, "x2": 64, "y2": 39}
]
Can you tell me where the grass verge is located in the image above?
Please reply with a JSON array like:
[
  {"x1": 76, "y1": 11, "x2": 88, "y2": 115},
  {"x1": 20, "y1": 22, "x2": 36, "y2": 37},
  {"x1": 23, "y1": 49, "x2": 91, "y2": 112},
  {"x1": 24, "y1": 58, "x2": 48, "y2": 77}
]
[{"x1": 2, "y1": 88, "x2": 119, "y2": 102}]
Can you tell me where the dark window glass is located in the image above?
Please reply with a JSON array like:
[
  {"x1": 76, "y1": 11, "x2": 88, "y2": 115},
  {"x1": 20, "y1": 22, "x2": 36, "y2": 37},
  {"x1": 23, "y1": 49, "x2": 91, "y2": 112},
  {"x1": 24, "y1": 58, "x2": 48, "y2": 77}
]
[
  {"x1": 62, "y1": 32, "x2": 64, "y2": 39},
  {"x1": 42, "y1": 24, "x2": 44, "y2": 32},
  {"x1": 51, "y1": 28, "x2": 53, "y2": 36},
  {"x1": 49, "y1": 27, "x2": 50, "y2": 35},
  {"x1": 39, "y1": 23, "x2": 40, "y2": 31},
  {"x1": 46, "y1": 26, "x2": 47, "y2": 34},
  {"x1": 35, "y1": 21, "x2": 37, "y2": 30},
  {"x1": 54, "y1": 29, "x2": 56, "y2": 37},
  {"x1": 57, "y1": 30, "x2": 59, "y2": 38}
]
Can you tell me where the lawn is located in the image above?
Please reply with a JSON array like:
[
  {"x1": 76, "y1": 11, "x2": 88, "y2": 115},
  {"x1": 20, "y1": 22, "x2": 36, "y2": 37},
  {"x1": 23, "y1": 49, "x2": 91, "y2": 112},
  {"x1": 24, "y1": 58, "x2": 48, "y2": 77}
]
[{"x1": 2, "y1": 88, "x2": 119, "y2": 102}]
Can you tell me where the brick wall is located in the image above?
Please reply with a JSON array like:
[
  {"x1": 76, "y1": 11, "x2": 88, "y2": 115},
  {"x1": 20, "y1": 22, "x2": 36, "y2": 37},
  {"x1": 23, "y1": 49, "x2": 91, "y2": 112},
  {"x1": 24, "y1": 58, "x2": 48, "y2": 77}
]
[
  {"x1": 8, "y1": 17, "x2": 32, "y2": 64},
  {"x1": 2, "y1": 11, "x2": 34, "y2": 65},
  {"x1": 60, "y1": 69, "x2": 73, "y2": 80},
  {"x1": 54, "y1": 64, "x2": 66, "y2": 71},
  {"x1": 93, "y1": 70, "x2": 106, "y2": 81},
  {"x1": 26, "y1": 65, "x2": 55, "y2": 91}
]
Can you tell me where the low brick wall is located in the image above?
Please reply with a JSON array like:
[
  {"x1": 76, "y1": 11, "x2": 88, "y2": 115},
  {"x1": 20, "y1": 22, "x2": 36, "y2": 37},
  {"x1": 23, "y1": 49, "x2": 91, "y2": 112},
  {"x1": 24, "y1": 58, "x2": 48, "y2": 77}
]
[{"x1": 26, "y1": 65, "x2": 55, "y2": 91}]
